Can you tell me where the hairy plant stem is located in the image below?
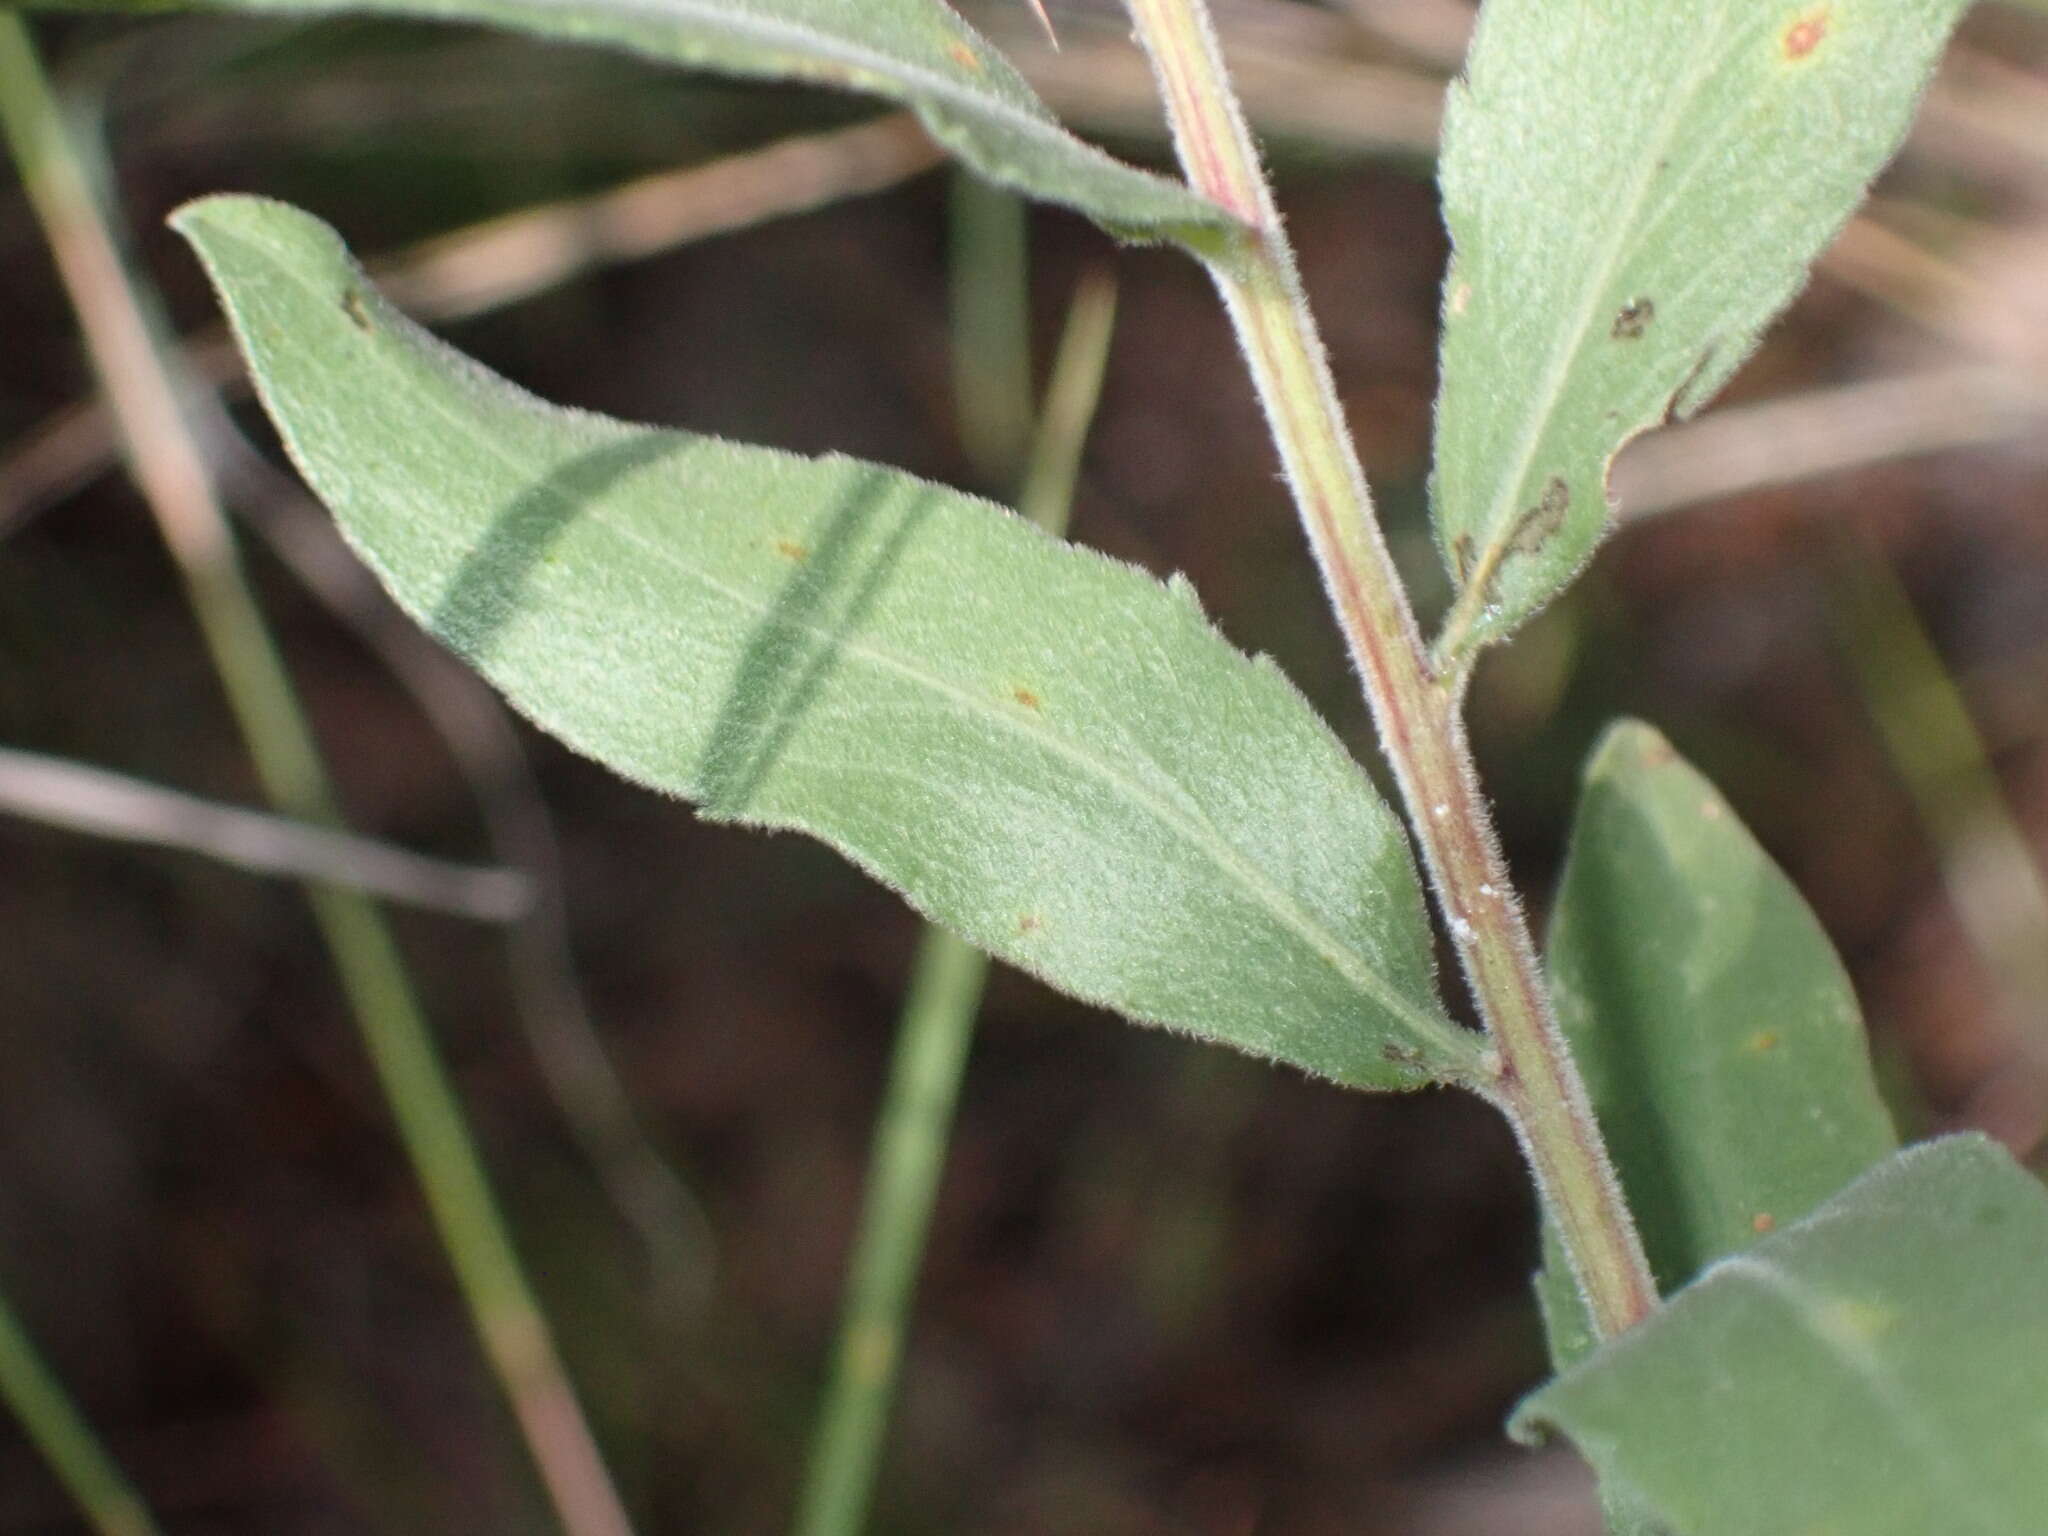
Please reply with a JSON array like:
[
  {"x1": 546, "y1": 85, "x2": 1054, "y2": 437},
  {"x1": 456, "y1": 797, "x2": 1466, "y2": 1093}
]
[
  {"x1": 0, "y1": 21, "x2": 635, "y2": 1536},
  {"x1": 1122, "y1": 0, "x2": 1657, "y2": 1340}
]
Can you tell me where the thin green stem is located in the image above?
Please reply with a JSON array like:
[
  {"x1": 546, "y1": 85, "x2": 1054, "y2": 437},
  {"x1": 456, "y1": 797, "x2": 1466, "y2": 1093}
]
[
  {"x1": 1121, "y1": 0, "x2": 1656, "y2": 1340},
  {"x1": 792, "y1": 926, "x2": 989, "y2": 1536},
  {"x1": 0, "y1": 1285, "x2": 162, "y2": 1536},
  {"x1": 0, "y1": 21, "x2": 634, "y2": 1536},
  {"x1": 794, "y1": 200, "x2": 1119, "y2": 1536},
  {"x1": 1018, "y1": 270, "x2": 1119, "y2": 531},
  {"x1": 949, "y1": 169, "x2": 1035, "y2": 485}
]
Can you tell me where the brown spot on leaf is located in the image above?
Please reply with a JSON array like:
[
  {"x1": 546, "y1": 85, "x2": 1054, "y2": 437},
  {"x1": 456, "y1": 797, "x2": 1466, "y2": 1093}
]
[
  {"x1": 1451, "y1": 533, "x2": 1477, "y2": 585},
  {"x1": 1752, "y1": 1212, "x2": 1777, "y2": 1234},
  {"x1": 1639, "y1": 735, "x2": 1677, "y2": 768},
  {"x1": 773, "y1": 538, "x2": 809, "y2": 561},
  {"x1": 947, "y1": 40, "x2": 983, "y2": 71},
  {"x1": 1509, "y1": 476, "x2": 1570, "y2": 558},
  {"x1": 340, "y1": 288, "x2": 371, "y2": 331},
  {"x1": 1747, "y1": 1030, "x2": 1780, "y2": 1054},
  {"x1": 1782, "y1": 7, "x2": 1828, "y2": 61},
  {"x1": 1380, "y1": 1041, "x2": 1425, "y2": 1069},
  {"x1": 1612, "y1": 297, "x2": 1655, "y2": 340},
  {"x1": 1012, "y1": 686, "x2": 1042, "y2": 711},
  {"x1": 1016, "y1": 913, "x2": 1043, "y2": 936}
]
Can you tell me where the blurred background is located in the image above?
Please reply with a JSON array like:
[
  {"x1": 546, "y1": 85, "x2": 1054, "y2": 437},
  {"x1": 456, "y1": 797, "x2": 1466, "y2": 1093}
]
[{"x1": 3, "y1": 0, "x2": 2047, "y2": 1530}]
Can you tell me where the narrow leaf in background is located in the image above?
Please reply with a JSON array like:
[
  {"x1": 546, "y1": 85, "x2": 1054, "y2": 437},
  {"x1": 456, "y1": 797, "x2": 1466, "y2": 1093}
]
[
  {"x1": 0, "y1": 1286, "x2": 161, "y2": 1536},
  {"x1": 19, "y1": 0, "x2": 1231, "y2": 246},
  {"x1": 1537, "y1": 721, "x2": 1897, "y2": 1368},
  {"x1": 1514, "y1": 1134, "x2": 2048, "y2": 1536},
  {"x1": 173, "y1": 194, "x2": 1472, "y2": 1092},
  {"x1": 1430, "y1": 0, "x2": 1968, "y2": 662}
]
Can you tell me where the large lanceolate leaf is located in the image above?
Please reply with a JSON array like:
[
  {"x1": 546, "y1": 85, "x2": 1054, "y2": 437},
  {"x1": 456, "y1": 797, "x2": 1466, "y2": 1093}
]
[
  {"x1": 1430, "y1": 0, "x2": 1967, "y2": 660},
  {"x1": 1516, "y1": 1135, "x2": 2048, "y2": 1536},
  {"x1": 174, "y1": 194, "x2": 1470, "y2": 1092},
  {"x1": 1536, "y1": 722, "x2": 1896, "y2": 1370},
  {"x1": 42, "y1": 0, "x2": 1228, "y2": 247}
]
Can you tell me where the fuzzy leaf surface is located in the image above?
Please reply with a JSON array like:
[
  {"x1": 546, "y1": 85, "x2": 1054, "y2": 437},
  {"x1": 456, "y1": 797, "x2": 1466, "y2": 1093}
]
[
  {"x1": 1515, "y1": 1135, "x2": 2048, "y2": 1536},
  {"x1": 33, "y1": 0, "x2": 1227, "y2": 246},
  {"x1": 1536, "y1": 721, "x2": 1897, "y2": 1370},
  {"x1": 1431, "y1": 0, "x2": 1967, "y2": 657},
  {"x1": 173, "y1": 194, "x2": 1468, "y2": 1091}
]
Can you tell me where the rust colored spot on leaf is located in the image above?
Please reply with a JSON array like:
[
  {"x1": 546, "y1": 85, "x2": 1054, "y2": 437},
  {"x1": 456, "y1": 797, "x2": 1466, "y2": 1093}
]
[
  {"x1": 340, "y1": 287, "x2": 371, "y2": 331},
  {"x1": 947, "y1": 40, "x2": 983, "y2": 71},
  {"x1": 1013, "y1": 686, "x2": 1042, "y2": 711},
  {"x1": 1782, "y1": 7, "x2": 1829, "y2": 61},
  {"x1": 773, "y1": 538, "x2": 809, "y2": 561},
  {"x1": 1612, "y1": 297, "x2": 1655, "y2": 340},
  {"x1": 1451, "y1": 533, "x2": 1477, "y2": 585},
  {"x1": 1747, "y1": 1030, "x2": 1780, "y2": 1054},
  {"x1": 1639, "y1": 735, "x2": 1676, "y2": 768},
  {"x1": 1752, "y1": 1212, "x2": 1777, "y2": 1234}
]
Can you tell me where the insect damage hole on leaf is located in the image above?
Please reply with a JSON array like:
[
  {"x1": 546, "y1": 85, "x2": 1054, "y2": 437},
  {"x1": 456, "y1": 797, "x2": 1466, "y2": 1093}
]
[
  {"x1": 1447, "y1": 477, "x2": 1571, "y2": 630},
  {"x1": 1509, "y1": 476, "x2": 1570, "y2": 559},
  {"x1": 1662, "y1": 344, "x2": 1720, "y2": 425},
  {"x1": 1611, "y1": 298, "x2": 1655, "y2": 340}
]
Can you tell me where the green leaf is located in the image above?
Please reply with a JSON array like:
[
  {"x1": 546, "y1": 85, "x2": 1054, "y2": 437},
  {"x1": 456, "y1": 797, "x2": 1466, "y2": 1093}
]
[
  {"x1": 1514, "y1": 1134, "x2": 2048, "y2": 1536},
  {"x1": 1537, "y1": 721, "x2": 1897, "y2": 1371},
  {"x1": 172, "y1": 193, "x2": 1470, "y2": 1092},
  {"x1": 1430, "y1": 0, "x2": 1967, "y2": 660},
  {"x1": 43, "y1": 0, "x2": 1228, "y2": 248}
]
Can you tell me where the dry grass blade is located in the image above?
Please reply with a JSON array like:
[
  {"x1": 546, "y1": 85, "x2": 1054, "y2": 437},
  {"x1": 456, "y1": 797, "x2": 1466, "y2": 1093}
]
[
  {"x1": 1611, "y1": 366, "x2": 2048, "y2": 520},
  {"x1": 0, "y1": 744, "x2": 535, "y2": 920}
]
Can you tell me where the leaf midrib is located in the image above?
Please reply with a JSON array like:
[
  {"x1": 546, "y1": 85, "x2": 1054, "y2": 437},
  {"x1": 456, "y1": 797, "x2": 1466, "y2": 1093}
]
[{"x1": 568, "y1": 470, "x2": 1457, "y2": 1059}]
